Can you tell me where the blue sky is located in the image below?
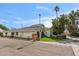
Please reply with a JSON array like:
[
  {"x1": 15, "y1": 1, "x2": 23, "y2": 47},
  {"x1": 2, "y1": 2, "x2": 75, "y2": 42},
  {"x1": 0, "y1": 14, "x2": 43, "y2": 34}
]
[{"x1": 0, "y1": 3, "x2": 79, "y2": 29}]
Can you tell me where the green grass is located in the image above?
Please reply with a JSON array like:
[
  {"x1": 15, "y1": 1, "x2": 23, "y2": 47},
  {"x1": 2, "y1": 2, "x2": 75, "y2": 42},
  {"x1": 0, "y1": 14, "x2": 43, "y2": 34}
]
[{"x1": 40, "y1": 37, "x2": 58, "y2": 42}]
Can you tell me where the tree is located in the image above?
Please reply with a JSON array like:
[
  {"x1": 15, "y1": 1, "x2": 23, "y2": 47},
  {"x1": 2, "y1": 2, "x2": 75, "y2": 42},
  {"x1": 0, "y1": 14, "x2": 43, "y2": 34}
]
[
  {"x1": 54, "y1": 6, "x2": 60, "y2": 20},
  {"x1": 52, "y1": 6, "x2": 79, "y2": 37},
  {"x1": 0, "y1": 24, "x2": 9, "y2": 30},
  {"x1": 51, "y1": 14, "x2": 69, "y2": 35},
  {"x1": 68, "y1": 10, "x2": 79, "y2": 36},
  {"x1": 68, "y1": 10, "x2": 78, "y2": 35},
  {"x1": 58, "y1": 15, "x2": 67, "y2": 33},
  {"x1": 51, "y1": 6, "x2": 60, "y2": 35},
  {"x1": 52, "y1": 19, "x2": 59, "y2": 35}
]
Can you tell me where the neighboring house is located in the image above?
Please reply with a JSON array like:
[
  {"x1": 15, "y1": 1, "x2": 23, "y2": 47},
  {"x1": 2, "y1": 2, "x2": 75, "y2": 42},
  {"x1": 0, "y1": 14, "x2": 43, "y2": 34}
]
[{"x1": 2, "y1": 24, "x2": 50, "y2": 39}]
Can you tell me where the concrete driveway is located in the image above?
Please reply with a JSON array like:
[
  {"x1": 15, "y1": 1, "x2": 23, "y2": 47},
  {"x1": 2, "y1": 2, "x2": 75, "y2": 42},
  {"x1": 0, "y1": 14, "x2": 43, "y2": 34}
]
[{"x1": 0, "y1": 37, "x2": 75, "y2": 56}]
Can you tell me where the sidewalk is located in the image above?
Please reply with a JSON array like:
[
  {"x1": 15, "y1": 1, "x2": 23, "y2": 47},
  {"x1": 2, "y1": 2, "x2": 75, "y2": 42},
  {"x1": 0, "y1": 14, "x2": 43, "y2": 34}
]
[
  {"x1": 39, "y1": 41, "x2": 79, "y2": 56},
  {"x1": 70, "y1": 44, "x2": 79, "y2": 56},
  {"x1": 67, "y1": 36, "x2": 79, "y2": 41}
]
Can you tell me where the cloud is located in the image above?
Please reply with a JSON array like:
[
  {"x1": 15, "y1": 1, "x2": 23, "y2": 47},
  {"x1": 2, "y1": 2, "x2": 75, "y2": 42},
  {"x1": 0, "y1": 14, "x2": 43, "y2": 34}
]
[
  {"x1": 0, "y1": 19, "x2": 8, "y2": 23},
  {"x1": 43, "y1": 21, "x2": 52, "y2": 28},
  {"x1": 7, "y1": 9, "x2": 17, "y2": 14},
  {"x1": 14, "y1": 17, "x2": 23, "y2": 21},
  {"x1": 0, "y1": 19, "x2": 11, "y2": 28},
  {"x1": 36, "y1": 6, "x2": 51, "y2": 11},
  {"x1": 13, "y1": 16, "x2": 55, "y2": 28}
]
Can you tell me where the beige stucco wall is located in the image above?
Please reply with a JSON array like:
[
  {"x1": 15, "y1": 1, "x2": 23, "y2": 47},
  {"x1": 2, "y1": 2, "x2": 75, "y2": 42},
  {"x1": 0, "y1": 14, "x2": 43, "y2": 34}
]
[
  {"x1": 19, "y1": 31, "x2": 36, "y2": 38},
  {"x1": 2, "y1": 30, "x2": 37, "y2": 39}
]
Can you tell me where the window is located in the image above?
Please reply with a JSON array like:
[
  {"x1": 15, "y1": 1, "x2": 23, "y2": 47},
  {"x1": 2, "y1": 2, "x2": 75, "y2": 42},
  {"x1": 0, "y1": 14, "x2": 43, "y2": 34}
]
[
  {"x1": 16, "y1": 32, "x2": 18, "y2": 35},
  {"x1": 5, "y1": 32, "x2": 7, "y2": 36},
  {"x1": 11, "y1": 32, "x2": 14, "y2": 36}
]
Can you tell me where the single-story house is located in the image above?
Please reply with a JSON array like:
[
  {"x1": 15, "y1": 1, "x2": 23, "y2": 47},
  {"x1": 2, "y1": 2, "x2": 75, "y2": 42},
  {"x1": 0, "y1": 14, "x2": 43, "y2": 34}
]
[{"x1": 1, "y1": 24, "x2": 51, "y2": 39}]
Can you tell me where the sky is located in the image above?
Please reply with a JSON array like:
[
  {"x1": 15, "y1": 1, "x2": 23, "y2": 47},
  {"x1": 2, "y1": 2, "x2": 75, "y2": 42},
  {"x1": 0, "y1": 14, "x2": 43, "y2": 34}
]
[{"x1": 0, "y1": 3, "x2": 79, "y2": 29}]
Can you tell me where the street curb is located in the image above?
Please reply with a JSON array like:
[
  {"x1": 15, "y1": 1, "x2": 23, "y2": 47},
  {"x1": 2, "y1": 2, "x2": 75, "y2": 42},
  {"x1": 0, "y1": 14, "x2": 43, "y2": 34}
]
[
  {"x1": 70, "y1": 44, "x2": 79, "y2": 56},
  {"x1": 38, "y1": 41, "x2": 71, "y2": 46}
]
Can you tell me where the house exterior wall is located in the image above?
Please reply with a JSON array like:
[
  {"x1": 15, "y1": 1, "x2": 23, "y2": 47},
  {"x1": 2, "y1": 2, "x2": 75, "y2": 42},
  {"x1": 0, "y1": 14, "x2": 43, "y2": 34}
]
[
  {"x1": 44, "y1": 30, "x2": 50, "y2": 37},
  {"x1": 7, "y1": 32, "x2": 11, "y2": 37},
  {"x1": 2, "y1": 30, "x2": 37, "y2": 39},
  {"x1": 1, "y1": 24, "x2": 51, "y2": 39},
  {"x1": 19, "y1": 31, "x2": 36, "y2": 38}
]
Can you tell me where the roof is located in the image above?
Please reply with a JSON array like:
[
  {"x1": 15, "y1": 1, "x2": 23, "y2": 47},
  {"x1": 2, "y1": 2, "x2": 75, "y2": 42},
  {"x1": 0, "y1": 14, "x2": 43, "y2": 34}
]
[
  {"x1": 0, "y1": 28, "x2": 4, "y2": 32},
  {"x1": 11, "y1": 24, "x2": 45, "y2": 31},
  {"x1": 30, "y1": 24, "x2": 44, "y2": 28}
]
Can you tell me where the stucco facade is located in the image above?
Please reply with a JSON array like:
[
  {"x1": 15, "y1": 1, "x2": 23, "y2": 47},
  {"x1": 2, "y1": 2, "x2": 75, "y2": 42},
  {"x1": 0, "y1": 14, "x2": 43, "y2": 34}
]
[{"x1": 1, "y1": 24, "x2": 50, "y2": 39}]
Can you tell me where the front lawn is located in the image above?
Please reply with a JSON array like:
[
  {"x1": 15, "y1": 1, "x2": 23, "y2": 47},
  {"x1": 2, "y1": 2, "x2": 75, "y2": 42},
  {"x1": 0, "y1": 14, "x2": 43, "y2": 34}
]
[{"x1": 40, "y1": 37, "x2": 58, "y2": 42}]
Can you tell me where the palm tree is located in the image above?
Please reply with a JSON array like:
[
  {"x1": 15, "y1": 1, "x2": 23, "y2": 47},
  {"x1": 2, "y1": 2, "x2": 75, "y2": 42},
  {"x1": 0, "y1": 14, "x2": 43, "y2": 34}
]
[
  {"x1": 54, "y1": 6, "x2": 60, "y2": 20},
  {"x1": 38, "y1": 14, "x2": 41, "y2": 40}
]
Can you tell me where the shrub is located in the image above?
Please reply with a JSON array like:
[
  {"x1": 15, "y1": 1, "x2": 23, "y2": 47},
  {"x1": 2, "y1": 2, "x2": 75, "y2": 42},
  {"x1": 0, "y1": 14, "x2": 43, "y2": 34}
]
[
  {"x1": 71, "y1": 32, "x2": 79, "y2": 37},
  {"x1": 57, "y1": 35, "x2": 66, "y2": 40}
]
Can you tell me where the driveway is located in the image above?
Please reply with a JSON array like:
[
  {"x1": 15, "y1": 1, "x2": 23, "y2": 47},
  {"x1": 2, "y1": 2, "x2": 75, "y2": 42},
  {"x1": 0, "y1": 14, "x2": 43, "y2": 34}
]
[{"x1": 0, "y1": 37, "x2": 75, "y2": 56}]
